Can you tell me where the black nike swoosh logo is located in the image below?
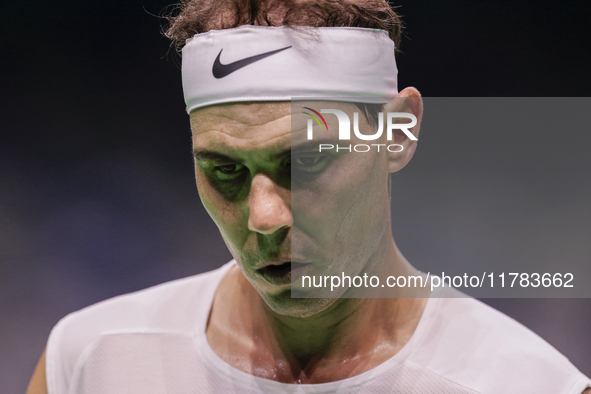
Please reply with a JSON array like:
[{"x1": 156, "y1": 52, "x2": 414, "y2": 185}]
[{"x1": 212, "y1": 46, "x2": 292, "y2": 79}]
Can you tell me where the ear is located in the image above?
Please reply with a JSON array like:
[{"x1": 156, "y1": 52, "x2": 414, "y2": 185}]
[{"x1": 383, "y1": 87, "x2": 423, "y2": 173}]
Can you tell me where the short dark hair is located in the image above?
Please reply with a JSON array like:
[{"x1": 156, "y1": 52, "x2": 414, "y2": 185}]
[{"x1": 166, "y1": 0, "x2": 401, "y2": 125}]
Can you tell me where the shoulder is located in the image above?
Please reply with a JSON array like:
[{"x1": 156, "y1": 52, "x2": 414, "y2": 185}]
[
  {"x1": 52, "y1": 262, "x2": 231, "y2": 335},
  {"x1": 45, "y1": 262, "x2": 233, "y2": 394},
  {"x1": 409, "y1": 291, "x2": 591, "y2": 393}
]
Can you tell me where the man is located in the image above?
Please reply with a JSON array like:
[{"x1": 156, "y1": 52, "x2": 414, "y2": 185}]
[{"x1": 27, "y1": 0, "x2": 591, "y2": 393}]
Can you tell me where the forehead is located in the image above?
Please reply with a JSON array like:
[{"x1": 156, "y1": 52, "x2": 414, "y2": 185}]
[
  {"x1": 189, "y1": 101, "x2": 361, "y2": 153},
  {"x1": 189, "y1": 102, "x2": 292, "y2": 151}
]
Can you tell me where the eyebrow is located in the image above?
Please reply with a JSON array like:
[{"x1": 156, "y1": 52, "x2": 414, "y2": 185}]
[
  {"x1": 193, "y1": 150, "x2": 238, "y2": 162},
  {"x1": 193, "y1": 139, "x2": 340, "y2": 162},
  {"x1": 290, "y1": 139, "x2": 340, "y2": 153}
]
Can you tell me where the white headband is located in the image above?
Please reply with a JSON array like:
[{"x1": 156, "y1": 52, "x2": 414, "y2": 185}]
[{"x1": 182, "y1": 25, "x2": 398, "y2": 114}]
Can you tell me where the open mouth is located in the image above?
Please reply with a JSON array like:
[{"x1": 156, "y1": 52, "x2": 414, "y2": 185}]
[{"x1": 257, "y1": 262, "x2": 310, "y2": 286}]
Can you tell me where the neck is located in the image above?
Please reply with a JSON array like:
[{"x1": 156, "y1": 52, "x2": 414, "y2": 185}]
[{"x1": 207, "y1": 236, "x2": 429, "y2": 383}]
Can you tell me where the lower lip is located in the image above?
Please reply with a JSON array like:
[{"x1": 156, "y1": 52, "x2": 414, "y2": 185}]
[{"x1": 257, "y1": 262, "x2": 310, "y2": 286}]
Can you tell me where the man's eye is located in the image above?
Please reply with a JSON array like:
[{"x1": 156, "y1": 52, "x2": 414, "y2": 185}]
[
  {"x1": 292, "y1": 156, "x2": 329, "y2": 173},
  {"x1": 214, "y1": 163, "x2": 247, "y2": 180}
]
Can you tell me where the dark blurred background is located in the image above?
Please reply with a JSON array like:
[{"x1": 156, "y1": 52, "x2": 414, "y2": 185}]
[{"x1": 1, "y1": 0, "x2": 590, "y2": 392}]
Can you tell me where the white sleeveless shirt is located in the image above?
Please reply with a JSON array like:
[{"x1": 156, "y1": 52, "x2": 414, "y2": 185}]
[{"x1": 46, "y1": 261, "x2": 591, "y2": 393}]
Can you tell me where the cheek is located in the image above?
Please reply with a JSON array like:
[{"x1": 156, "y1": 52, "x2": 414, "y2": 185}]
[
  {"x1": 295, "y1": 152, "x2": 389, "y2": 231},
  {"x1": 292, "y1": 152, "x2": 390, "y2": 268},
  {"x1": 336, "y1": 155, "x2": 390, "y2": 238}
]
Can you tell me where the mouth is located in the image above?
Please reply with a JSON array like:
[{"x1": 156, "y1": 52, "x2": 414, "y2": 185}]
[{"x1": 257, "y1": 262, "x2": 310, "y2": 286}]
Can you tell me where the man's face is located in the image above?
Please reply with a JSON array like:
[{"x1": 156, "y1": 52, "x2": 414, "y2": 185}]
[{"x1": 190, "y1": 101, "x2": 392, "y2": 317}]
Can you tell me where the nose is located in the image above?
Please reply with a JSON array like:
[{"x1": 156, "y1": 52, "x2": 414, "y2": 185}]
[{"x1": 247, "y1": 173, "x2": 292, "y2": 235}]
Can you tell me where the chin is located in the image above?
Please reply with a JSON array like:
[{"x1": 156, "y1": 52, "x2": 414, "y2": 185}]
[{"x1": 262, "y1": 290, "x2": 338, "y2": 318}]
